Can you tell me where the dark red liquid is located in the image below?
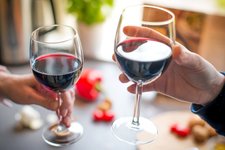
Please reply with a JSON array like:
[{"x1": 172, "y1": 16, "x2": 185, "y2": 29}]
[
  {"x1": 115, "y1": 38, "x2": 172, "y2": 83},
  {"x1": 32, "y1": 53, "x2": 82, "y2": 91}
]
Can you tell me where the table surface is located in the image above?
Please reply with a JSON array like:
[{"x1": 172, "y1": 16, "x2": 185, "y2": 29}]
[{"x1": 0, "y1": 60, "x2": 190, "y2": 150}]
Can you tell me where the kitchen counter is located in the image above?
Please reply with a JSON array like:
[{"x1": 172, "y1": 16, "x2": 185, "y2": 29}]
[{"x1": 0, "y1": 60, "x2": 189, "y2": 150}]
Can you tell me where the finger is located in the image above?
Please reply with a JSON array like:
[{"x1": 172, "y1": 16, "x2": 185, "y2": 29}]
[
  {"x1": 37, "y1": 84, "x2": 57, "y2": 100},
  {"x1": 27, "y1": 89, "x2": 58, "y2": 110},
  {"x1": 112, "y1": 54, "x2": 116, "y2": 62},
  {"x1": 119, "y1": 73, "x2": 129, "y2": 83},
  {"x1": 59, "y1": 91, "x2": 74, "y2": 127},
  {"x1": 13, "y1": 74, "x2": 58, "y2": 111},
  {"x1": 20, "y1": 74, "x2": 36, "y2": 85},
  {"x1": 127, "y1": 83, "x2": 156, "y2": 94},
  {"x1": 172, "y1": 44, "x2": 181, "y2": 60},
  {"x1": 66, "y1": 108, "x2": 72, "y2": 118},
  {"x1": 62, "y1": 116, "x2": 71, "y2": 128},
  {"x1": 127, "y1": 84, "x2": 136, "y2": 93},
  {"x1": 172, "y1": 44, "x2": 198, "y2": 68},
  {"x1": 61, "y1": 107, "x2": 72, "y2": 128},
  {"x1": 123, "y1": 26, "x2": 171, "y2": 45},
  {"x1": 69, "y1": 87, "x2": 75, "y2": 100},
  {"x1": 60, "y1": 92, "x2": 73, "y2": 117}
]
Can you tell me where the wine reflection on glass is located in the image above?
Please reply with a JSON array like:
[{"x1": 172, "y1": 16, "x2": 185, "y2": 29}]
[
  {"x1": 30, "y1": 25, "x2": 84, "y2": 147},
  {"x1": 111, "y1": 5, "x2": 176, "y2": 145}
]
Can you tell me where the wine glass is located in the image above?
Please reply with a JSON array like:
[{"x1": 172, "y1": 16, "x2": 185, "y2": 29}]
[
  {"x1": 30, "y1": 25, "x2": 84, "y2": 146},
  {"x1": 111, "y1": 5, "x2": 176, "y2": 145}
]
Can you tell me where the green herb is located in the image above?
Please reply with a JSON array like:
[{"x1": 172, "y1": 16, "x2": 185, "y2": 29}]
[
  {"x1": 67, "y1": 0, "x2": 114, "y2": 25},
  {"x1": 217, "y1": 0, "x2": 225, "y2": 9}
]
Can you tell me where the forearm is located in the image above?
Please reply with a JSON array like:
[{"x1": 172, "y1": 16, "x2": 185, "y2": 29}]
[
  {"x1": 191, "y1": 72, "x2": 225, "y2": 136},
  {"x1": 0, "y1": 65, "x2": 8, "y2": 97},
  {"x1": 0, "y1": 65, "x2": 12, "y2": 106}
]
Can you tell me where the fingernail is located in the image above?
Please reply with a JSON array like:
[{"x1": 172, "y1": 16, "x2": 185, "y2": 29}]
[{"x1": 64, "y1": 117, "x2": 70, "y2": 128}]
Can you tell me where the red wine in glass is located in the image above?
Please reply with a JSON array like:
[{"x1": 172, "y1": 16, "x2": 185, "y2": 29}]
[
  {"x1": 113, "y1": 37, "x2": 172, "y2": 145},
  {"x1": 32, "y1": 53, "x2": 83, "y2": 146},
  {"x1": 32, "y1": 53, "x2": 82, "y2": 92},
  {"x1": 115, "y1": 38, "x2": 172, "y2": 83},
  {"x1": 30, "y1": 25, "x2": 84, "y2": 147},
  {"x1": 111, "y1": 5, "x2": 175, "y2": 145}
]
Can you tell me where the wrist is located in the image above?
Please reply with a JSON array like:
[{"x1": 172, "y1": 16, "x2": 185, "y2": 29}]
[
  {"x1": 201, "y1": 72, "x2": 225, "y2": 106},
  {"x1": 191, "y1": 76, "x2": 225, "y2": 136},
  {"x1": 0, "y1": 66, "x2": 10, "y2": 99},
  {"x1": 0, "y1": 66, "x2": 13, "y2": 107}
]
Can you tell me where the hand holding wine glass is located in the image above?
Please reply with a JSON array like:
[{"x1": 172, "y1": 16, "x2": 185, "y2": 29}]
[
  {"x1": 38, "y1": 84, "x2": 75, "y2": 127},
  {"x1": 111, "y1": 5, "x2": 176, "y2": 145},
  {"x1": 30, "y1": 25, "x2": 84, "y2": 146},
  {"x1": 118, "y1": 26, "x2": 225, "y2": 106}
]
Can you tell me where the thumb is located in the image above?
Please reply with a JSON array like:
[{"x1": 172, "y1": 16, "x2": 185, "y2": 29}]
[
  {"x1": 172, "y1": 44, "x2": 197, "y2": 68},
  {"x1": 35, "y1": 85, "x2": 58, "y2": 110},
  {"x1": 23, "y1": 85, "x2": 58, "y2": 111},
  {"x1": 17, "y1": 74, "x2": 58, "y2": 110},
  {"x1": 32, "y1": 93, "x2": 58, "y2": 111},
  {"x1": 30, "y1": 78, "x2": 58, "y2": 110}
]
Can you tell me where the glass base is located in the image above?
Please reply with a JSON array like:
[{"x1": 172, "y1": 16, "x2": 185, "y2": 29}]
[
  {"x1": 42, "y1": 122, "x2": 83, "y2": 147},
  {"x1": 111, "y1": 117, "x2": 157, "y2": 145}
]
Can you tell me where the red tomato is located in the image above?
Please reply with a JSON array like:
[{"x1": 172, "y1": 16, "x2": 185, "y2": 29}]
[
  {"x1": 175, "y1": 125, "x2": 190, "y2": 137},
  {"x1": 92, "y1": 110, "x2": 104, "y2": 121},
  {"x1": 170, "y1": 123, "x2": 178, "y2": 133},
  {"x1": 170, "y1": 123, "x2": 190, "y2": 137},
  {"x1": 102, "y1": 111, "x2": 115, "y2": 122},
  {"x1": 92, "y1": 110, "x2": 115, "y2": 122}
]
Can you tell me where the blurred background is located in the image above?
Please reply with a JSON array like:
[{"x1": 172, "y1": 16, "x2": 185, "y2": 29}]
[
  {"x1": 0, "y1": 0, "x2": 224, "y2": 150},
  {"x1": 0, "y1": 0, "x2": 224, "y2": 70}
]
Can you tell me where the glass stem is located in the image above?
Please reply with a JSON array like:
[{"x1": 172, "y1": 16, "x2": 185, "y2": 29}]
[{"x1": 132, "y1": 81, "x2": 143, "y2": 126}]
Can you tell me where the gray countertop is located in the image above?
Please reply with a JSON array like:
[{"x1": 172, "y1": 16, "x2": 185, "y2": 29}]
[{"x1": 0, "y1": 60, "x2": 189, "y2": 150}]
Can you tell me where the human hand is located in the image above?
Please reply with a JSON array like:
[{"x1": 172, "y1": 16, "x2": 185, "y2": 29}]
[
  {"x1": 0, "y1": 72, "x2": 58, "y2": 109},
  {"x1": 0, "y1": 71, "x2": 75, "y2": 127},
  {"x1": 56, "y1": 89, "x2": 75, "y2": 127},
  {"x1": 113, "y1": 26, "x2": 225, "y2": 105},
  {"x1": 35, "y1": 79, "x2": 75, "y2": 128}
]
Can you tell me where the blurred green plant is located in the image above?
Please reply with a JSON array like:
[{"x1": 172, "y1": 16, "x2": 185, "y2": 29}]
[
  {"x1": 67, "y1": 0, "x2": 114, "y2": 25},
  {"x1": 217, "y1": 0, "x2": 225, "y2": 9}
]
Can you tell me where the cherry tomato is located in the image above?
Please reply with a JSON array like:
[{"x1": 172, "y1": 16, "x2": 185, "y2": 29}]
[
  {"x1": 176, "y1": 126, "x2": 190, "y2": 137},
  {"x1": 170, "y1": 123, "x2": 190, "y2": 137},
  {"x1": 170, "y1": 123, "x2": 178, "y2": 133},
  {"x1": 102, "y1": 111, "x2": 115, "y2": 122},
  {"x1": 92, "y1": 110, "x2": 104, "y2": 121},
  {"x1": 92, "y1": 110, "x2": 115, "y2": 122}
]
